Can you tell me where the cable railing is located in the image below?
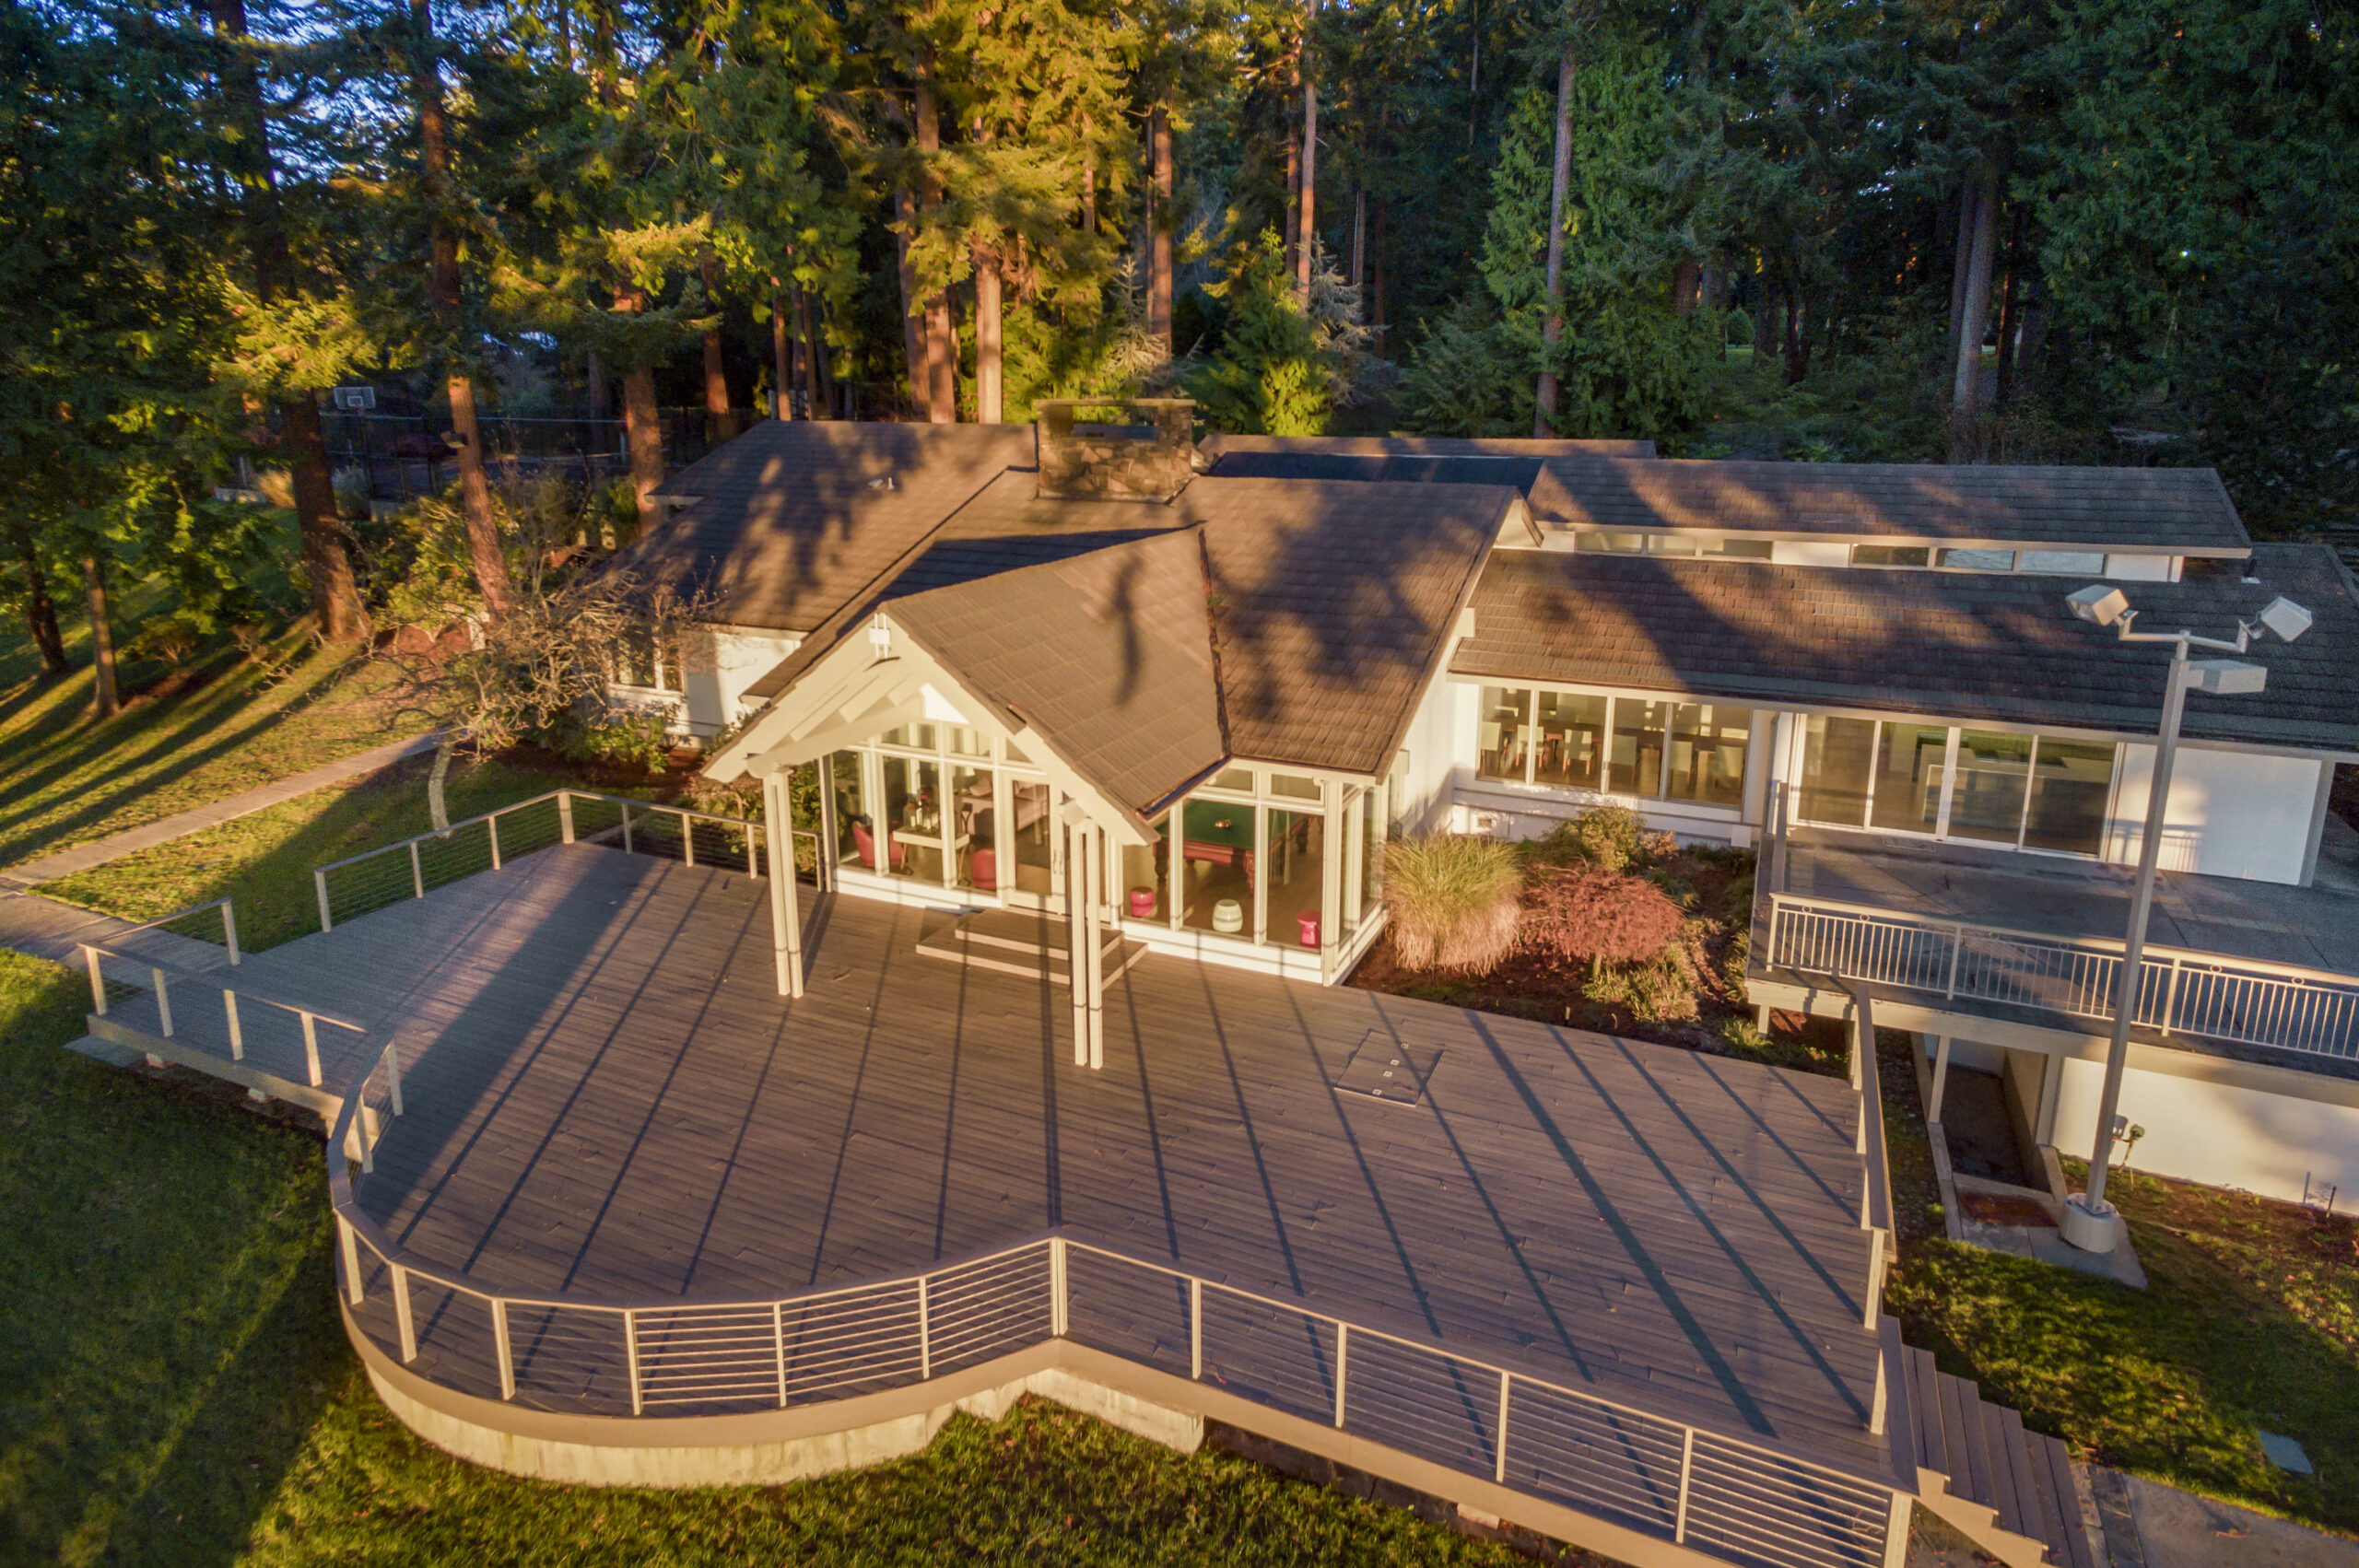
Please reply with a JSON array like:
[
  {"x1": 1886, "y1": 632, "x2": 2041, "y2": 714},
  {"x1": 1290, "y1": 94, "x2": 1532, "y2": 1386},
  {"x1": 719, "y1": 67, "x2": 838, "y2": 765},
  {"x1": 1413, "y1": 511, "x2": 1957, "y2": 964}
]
[
  {"x1": 311, "y1": 788, "x2": 823, "y2": 931},
  {"x1": 77, "y1": 935, "x2": 370, "y2": 1089},
  {"x1": 1763, "y1": 892, "x2": 2359, "y2": 1062},
  {"x1": 324, "y1": 1038, "x2": 1899, "y2": 1568}
]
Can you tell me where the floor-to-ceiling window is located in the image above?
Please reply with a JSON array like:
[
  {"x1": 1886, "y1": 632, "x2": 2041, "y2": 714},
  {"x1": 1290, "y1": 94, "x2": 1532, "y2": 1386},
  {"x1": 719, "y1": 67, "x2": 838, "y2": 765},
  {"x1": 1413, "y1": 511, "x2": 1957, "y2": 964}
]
[
  {"x1": 1795, "y1": 715, "x2": 2118, "y2": 857},
  {"x1": 1481, "y1": 687, "x2": 1752, "y2": 810}
]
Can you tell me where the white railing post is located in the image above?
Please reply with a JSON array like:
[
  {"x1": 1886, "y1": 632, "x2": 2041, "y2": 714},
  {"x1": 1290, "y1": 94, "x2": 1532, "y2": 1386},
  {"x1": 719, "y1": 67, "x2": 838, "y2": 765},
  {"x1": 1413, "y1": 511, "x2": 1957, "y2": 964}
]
[
  {"x1": 1944, "y1": 925, "x2": 1965, "y2": 998},
  {"x1": 773, "y1": 1301, "x2": 789, "y2": 1408},
  {"x1": 152, "y1": 968, "x2": 172, "y2": 1036},
  {"x1": 337, "y1": 1214, "x2": 363, "y2": 1305},
  {"x1": 384, "y1": 1040, "x2": 405, "y2": 1116},
  {"x1": 625, "y1": 1309, "x2": 644, "y2": 1414},
  {"x1": 2161, "y1": 954, "x2": 2184, "y2": 1037},
  {"x1": 918, "y1": 1274, "x2": 933, "y2": 1379},
  {"x1": 680, "y1": 809, "x2": 695, "y2": 866},
  {"x1": 316, "y1": 868, "x2": 333, "y2": 931},
  {"x1": 1050, "y1": 1238, "x2": 1069, "y2": 1337},
  {"x1": 83, "y1": 946, "x2": 106, "y2": 1014},
  {"x1": 393, "y1": 1263, "x2": 417, "y2": 1362},
  {"x1": 408, "y1": 839, "x2": 425, "y2": 899},
  {"x1": 1494, "y1": 1371, "x2": 1511, "y2": 1483},
  {"x1": 492, "y1": 1297, "x2": 515, "y2": 1399},
  {"x1": 301, "y1": 1012, "x2": 322, "y2": 1086},
  {"x1": 1763, "y1": 897, "x2": 1780, "y2": 970},
  {"x1": 559, "y1": 790, "x2": 576, "y2": 845},
  {"x1": 1189, "y1": 1278, "x2": 1203, "y2": 1379},
  {"x1": 1332, "y1": 1322, "x2": 1349, "y2": 1428},
  {"x1": 222, "y1": 902, "x2": 241, "y2": 965},
  {"x1": 621, "y1": 802, "x2": 634, "y2": 854},
  {"x1": 1870, "y1": 1341, "x2": 1888, "y2": 1434},
  {"x1": 488, "y1": 812, "x2": 501, "y2": 871},
  {"x1": 1672, "y1": 1428, "x2": 1696, "y2": 1543},
  {"x1": 223, "y1": 989, "x2": 243, "y2": 1060},
  {"x1": 358, "y1": 1104, "x2": 375, "y2": 1173}
]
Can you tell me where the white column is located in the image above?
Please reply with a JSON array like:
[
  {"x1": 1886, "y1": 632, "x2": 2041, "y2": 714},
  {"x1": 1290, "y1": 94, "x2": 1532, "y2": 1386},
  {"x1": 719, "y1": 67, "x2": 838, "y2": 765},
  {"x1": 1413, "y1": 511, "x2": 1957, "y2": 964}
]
[
  {"x1": 1067, "y1": 813, "x2": 1089, "y2": 1064},
  {"x1": 1318, "y1": 799, "x2": 1344, "y2": 981},
  {"x1": 1927, "y1": 1035, "x2": 1952, "y2": 1123},
  {"x1": 764, "y1": 771, "x2": 804, "y2": 999}
]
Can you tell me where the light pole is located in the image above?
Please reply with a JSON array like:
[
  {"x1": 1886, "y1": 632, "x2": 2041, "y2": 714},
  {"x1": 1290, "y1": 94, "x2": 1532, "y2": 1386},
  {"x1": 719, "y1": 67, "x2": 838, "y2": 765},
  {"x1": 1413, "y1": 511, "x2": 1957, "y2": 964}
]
[{"x1": 2056, "y1": 583, "x2": 2315, "y2": 1254}]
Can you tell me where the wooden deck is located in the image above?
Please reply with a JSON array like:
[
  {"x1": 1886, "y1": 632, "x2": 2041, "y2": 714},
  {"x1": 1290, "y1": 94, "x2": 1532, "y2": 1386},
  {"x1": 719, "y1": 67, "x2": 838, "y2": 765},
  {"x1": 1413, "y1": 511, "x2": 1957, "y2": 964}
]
[{"x1": 112, "y1": 843, "x2": 1890, "y2": 1478}]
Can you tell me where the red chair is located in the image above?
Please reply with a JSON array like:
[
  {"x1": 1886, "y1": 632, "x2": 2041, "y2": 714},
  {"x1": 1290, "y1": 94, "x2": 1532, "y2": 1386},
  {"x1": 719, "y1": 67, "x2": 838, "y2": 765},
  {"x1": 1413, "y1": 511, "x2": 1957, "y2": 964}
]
[
  {"x1": 1296, "y1": 910, "x2": 1320, "y2": 947},
  {"x1": 1128, "y1": 886, "x2": 1157, "y2": 918},
  {"x1": 968, "y1": 848, "x2": 999, "y2": 891},
  {"x1": 850, "y1": 820, "x2": 904, "y2": 872}
]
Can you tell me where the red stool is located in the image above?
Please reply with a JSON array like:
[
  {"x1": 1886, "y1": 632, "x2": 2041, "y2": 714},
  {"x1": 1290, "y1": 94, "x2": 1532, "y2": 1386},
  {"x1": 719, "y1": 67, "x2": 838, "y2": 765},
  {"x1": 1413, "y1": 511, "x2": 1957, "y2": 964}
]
[
  {"x1": 1296, "y1": 910, "x2": 1320, "y2": 947},
  {"x1": 1128, "y1": 886, "x2": 1157, "y2": 918}
]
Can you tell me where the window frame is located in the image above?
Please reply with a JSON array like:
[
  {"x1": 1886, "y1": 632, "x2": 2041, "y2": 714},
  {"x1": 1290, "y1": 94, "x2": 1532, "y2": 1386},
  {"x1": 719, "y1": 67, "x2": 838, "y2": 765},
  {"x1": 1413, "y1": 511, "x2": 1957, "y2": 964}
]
[{"x1": 1790, "y1": 714, "x2": 2123, "y2": 858}]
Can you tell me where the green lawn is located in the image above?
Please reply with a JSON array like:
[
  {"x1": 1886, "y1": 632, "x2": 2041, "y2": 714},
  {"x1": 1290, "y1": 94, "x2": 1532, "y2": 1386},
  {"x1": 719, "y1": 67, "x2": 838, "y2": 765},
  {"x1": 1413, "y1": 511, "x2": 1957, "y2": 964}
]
[
  {"x1": 0, "y1": 946, "x2": 1547, "y2": 1567},
  {"x1": 0, "y1": 635, "x2": 427, "y2": 877},
  {"x1": 1877, "y1": 1031, "x2": 2359, "y2": 1535}
]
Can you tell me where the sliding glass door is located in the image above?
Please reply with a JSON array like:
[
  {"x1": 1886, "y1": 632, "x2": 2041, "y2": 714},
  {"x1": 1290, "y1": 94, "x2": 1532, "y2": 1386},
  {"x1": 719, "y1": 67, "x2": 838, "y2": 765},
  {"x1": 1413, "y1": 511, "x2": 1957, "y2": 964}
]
[{"x1": 1796, "y1": 715, "x2": 2117, "y2": 857}]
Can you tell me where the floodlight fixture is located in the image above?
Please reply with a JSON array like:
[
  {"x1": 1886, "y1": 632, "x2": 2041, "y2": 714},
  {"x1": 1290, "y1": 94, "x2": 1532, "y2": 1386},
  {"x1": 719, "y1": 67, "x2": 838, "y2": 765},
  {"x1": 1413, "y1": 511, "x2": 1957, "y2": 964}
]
[
  {"x1": 2065, "y1": 584, "x2": 2130, "y2": 627},
  {"x1": 2258, "y1": 596, "x2": 2315, "y2": 645},
  {"x1": 2189, "y1": 660, "x2": 2268, "y2": 696}
]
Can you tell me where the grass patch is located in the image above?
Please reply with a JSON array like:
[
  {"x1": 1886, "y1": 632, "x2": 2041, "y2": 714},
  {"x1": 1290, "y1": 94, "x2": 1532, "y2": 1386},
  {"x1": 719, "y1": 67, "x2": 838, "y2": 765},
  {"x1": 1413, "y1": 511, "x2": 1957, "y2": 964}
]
[
  {"x1": 0, "y1": 634, "x2": 428, "y2": 874},
  {"x1": 1878, "y1": 1028, "x2": 2359, "y2": 1534},
  {"x1": 0, "y1": 945, "x2": 1554, "y2": 1566},
  {"x1": 39, "y1": 751, "x2": 663, "y2": 954}
]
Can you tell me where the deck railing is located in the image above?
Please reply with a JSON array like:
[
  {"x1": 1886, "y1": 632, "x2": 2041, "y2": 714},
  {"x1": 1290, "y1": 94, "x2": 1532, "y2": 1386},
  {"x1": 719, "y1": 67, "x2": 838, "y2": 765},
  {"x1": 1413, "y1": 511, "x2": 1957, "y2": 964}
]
[
  {"x1": 325, "y1": 1040, "x2": 1898, "y2": 1568},
  {"x1": 311, "y1": 788, "x2": 823, "y2": 931},
  {"x1": 77, "y1": 935, "x2": 370, "y2": 1087},
  {"x1": 1763, "y1": 892, "x2": 2359, "y2": 1062}
]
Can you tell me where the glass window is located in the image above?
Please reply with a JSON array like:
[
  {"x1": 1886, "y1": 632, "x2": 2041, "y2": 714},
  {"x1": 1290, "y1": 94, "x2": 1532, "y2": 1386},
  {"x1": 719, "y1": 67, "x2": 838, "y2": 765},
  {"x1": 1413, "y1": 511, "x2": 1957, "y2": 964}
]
[
  {"x1": 1703, "y1": 537, "x2": 1776, "y2": 559},
  {"x1": 1120, "y1": 813, "x2": 1171, "y2": 921},
  {"x1": 1869, "y1": 724, "x2": 1949, "y2": 834},
  {"x1": 946, "y1": 726, "x2": 989, "y2": 756},
  {"x1": 1937, "y1": 547, "x2": 2015, "y2": 571},
  {"x1": 1478, "y1": 687, "x2": 1532, "y2": 783},
  {"x1": 1207, "y1": 766, "x2": 1254, "y2": 794},
  {"x1": 2023, "y1": 737, "x2": 2116, "y2": 854},
  {"x1": 1609, "y1": 698, "x2": 1669, "y2": 797},
  {"x1": 1579, "y1": 531, "x2": 1698, "y2": 556},
  {"x1": 1534, "y1": 691, "x2": 1608, "y2": 790},
  {"x1": 1009, "y1": 779, "x2": 1055, "y2": 896},
  {"x1": 951, "y1": 764, "x2": 996, "y2": 891},
  {"x1": 1799, "y1": 716, "x2": 1876, "y2": 827},
  {"x1": 2017, "y1": 550, "x2": 2106, "y2": 576},
  {"x1": 1265, "y1": 807, "x2": 1326, "y2": 950},
  {"x1": 880, "y1": 722, "x2": 935, "y2": 751},
  {"x1": 880, "y1": 755, "x2": 945, "y2": 879},
  {"x1": 1268, "y1": 773, "x2": 1320, "y2": 802},
  {"x1": 1851, "y1": 544, "x2": 1931, "y2": 568},
  {"x1": 830, "y1": 752, "x2": 870, "y2": 866},
  {"x1": 614, "y1": 626, "x2": 676, "y2": 690},
  {"x1": 1179, "y1": 797, "x2": 1257, "y2": 941},
  {"x1": 1665, "y1": 705, "x2": 1749, "y2": 807},
  {"x1": 1003, "y1": 738, "x2": 1031, "y2": 763},
  {"x1": 1948, "y1": 731, "x2": 2035, "y2": 844}
]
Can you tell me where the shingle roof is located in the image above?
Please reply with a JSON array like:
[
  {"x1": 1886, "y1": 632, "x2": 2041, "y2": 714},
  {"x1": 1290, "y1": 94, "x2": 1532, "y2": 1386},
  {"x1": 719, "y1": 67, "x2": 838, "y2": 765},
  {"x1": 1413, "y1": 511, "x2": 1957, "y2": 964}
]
[
  {"x1": 886, "y1": 469, "x2": 1197, "y2": 598},
  {"x1": 1524, "y1": 458, "x2": 2253, "y2": 553},
  {"x1": 889, "y1": 531, "x2": 1226, "y2": 817},
  {"x1": 1451, "y1": 544, "x2": 2359, "y2": 752},
  {"x1": 610, "y1": 421, "x2": 1038, "y2": 632},
  {"x1": 1201, "y1": 434, "x2": 1657, "y2": 458}
]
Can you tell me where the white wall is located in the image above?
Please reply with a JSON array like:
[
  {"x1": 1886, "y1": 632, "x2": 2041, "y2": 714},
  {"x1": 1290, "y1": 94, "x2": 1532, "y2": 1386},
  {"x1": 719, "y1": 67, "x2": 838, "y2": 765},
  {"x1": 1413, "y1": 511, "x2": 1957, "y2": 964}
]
[
  {"x1": 1389, "y1": 674, "x2": 1467, "y2": 836},
  {"x1": 675, "y1": 626, "x2": 801, "y2": 738},
  {"x1": 2107, "y1": 744, "x2": 2321, "y2": 884},
  {"x1": 2051, "y1": 1052, "x2": 2359, "y2": 1205}
]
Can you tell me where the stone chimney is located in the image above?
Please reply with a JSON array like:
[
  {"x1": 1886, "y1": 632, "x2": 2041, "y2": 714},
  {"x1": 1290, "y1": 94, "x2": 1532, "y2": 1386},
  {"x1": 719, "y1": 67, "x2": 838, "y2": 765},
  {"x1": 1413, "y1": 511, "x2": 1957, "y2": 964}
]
[{"x1": 1035, "y1": 398, "x2": 1196, "y2": 502}]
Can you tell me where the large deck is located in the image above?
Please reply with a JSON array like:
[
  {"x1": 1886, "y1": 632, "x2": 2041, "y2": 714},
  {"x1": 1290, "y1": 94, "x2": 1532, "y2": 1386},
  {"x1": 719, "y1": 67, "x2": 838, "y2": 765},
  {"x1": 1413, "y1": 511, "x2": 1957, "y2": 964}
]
[{"x1": 108, "y1": 841, "x2": 1890, "y2": 1481}]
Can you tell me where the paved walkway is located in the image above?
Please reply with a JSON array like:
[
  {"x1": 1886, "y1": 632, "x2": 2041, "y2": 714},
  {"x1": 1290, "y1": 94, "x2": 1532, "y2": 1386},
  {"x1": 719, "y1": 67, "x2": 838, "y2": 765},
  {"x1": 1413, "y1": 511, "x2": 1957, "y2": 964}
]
[
  {"x1": 2092, "y1": 1467, "x2": 2359, "y2": 1568},
  {"x1": 0, "y1": 730, "x2": 440, "y2": 889}
]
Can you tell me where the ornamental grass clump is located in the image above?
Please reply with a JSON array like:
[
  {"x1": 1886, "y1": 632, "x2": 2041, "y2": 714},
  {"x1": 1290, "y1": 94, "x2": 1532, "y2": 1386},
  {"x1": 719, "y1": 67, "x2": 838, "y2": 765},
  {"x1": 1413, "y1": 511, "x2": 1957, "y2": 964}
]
[{"x1": 1383, "y1": 834, "x2": 1523, "y2": 974}]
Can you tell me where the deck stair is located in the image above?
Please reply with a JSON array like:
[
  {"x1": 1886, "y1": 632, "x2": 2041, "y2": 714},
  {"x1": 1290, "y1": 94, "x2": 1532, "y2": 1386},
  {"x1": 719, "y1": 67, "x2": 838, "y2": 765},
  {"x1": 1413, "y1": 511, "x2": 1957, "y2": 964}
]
[
  {"x1": 914, "y1": 908, "x2": 1144, "y2": 988},
  {"x1": 1907, "y1": 1346, "x2": 2100, "y2": 1568}
]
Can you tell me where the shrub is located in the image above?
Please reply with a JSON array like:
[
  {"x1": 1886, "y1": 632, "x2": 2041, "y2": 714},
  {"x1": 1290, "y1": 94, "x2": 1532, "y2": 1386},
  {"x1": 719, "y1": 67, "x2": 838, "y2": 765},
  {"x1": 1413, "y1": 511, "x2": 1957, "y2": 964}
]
[
  {"x1": 331, "y1": 466, "x2": 372, "y2": 521},
  {"x1": 1520, "y1": 867, "x2": 1684, "y2": 966},
  {"x1": 1383, "y1": 834, "x2": 1522, "y2": 974},
  {"x1": 1585, "y1": 943, "x2": 1702, "y2": 1023},
  {"x1": 1555, "y1": 804, "x2": 1647, "y2": 873},
  {"x1": 556, "y1": 708, "x2": 672, "y2": 771}
]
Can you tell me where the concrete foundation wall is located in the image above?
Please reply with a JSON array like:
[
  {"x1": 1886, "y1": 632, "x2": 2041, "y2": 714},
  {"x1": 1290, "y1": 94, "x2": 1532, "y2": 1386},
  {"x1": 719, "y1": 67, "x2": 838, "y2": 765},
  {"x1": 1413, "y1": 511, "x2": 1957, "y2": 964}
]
[{"x1": 2050, "y1": 1052, "x2": 2359, "y2": 1204}]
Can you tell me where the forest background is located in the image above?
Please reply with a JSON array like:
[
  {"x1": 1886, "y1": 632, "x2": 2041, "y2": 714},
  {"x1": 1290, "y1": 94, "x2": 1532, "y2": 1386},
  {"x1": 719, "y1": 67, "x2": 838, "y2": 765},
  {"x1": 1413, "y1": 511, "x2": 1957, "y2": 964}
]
[{"x1": 3, "y1": 0, "x2": 2354, "y2": 695}]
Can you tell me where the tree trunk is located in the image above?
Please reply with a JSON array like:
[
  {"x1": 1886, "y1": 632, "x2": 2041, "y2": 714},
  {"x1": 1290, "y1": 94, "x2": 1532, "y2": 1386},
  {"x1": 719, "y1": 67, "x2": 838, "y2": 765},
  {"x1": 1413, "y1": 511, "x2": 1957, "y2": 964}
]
[
  {"x1": 1994, "y1": 201, "x2": 2025, "y2": 409},
  {"x1": 1952, "y1": 173, "x2": 2000, "y2": 423},
  {"x1": 1673, "y1": 258, "x2": 1699, "y2": 315},
  {"x1": 788, "y1": 281, "x2": 806, "y2": 415},
  {"x1": 1371, "y1": 195, "x2": 1388, "y2": 334},
  {"x1": 83, "y1": 556, "x2": 118, "y2": 718},
  {"x1": 1781, "y1": 289, "x2": 1810, "y2": 384},
  {"x1": 1946, "y1": 173, "x2": 1977, "y2": 371},
  {"x1": 282, "y1": 395, "x2": 365, "y2": 639},
  {"x1": 1297, "y1": 73, "x2": 1318, "y2": 297},
  {"x1": 1149, "y1": 105, "x2": 1174, "y2": 353},
  {"x1": 414, "y1": 0, "x2": 511, "y2": 614},
  {"x1": 13, "y1": 528, "x2": 67, "y2": 677},
  {"x1": 1081, "y1": 111, "x2": 1097, "y2": 234},
  {"x1": 894, "y1": 188, "x2": 926, "y2": 417},
  {"x1": 699, "y1": 244, "x2": 731, "y2": 434},
  {"x1": 586, "y1": 350, "x2": 607, "y2": 419},
  {"x1": 210, "y1": 0, "x2": 363, "y2": 639},
  {"x1": 615, "y1": 286, "x2": 666, "y2": 533},
  {"x1": 1533, "y1": 41, "x2": 1576, "y2": 437},
  {"x1": 914, "y1": 74, "x2": 956, "y2": 424},
  {"x1": 1283, "y1": 99, "x2": 1301, "y2": 277},
  {"x1": 798, "y1": 287, "x2": 832, "y2": 419},
  {"x1": 1753, "y1": 283, "x2": 1778, "y2": 358},
  {"x1": 1350, "y1": 186, "x2": 1366, "y2": 287},
  {"x1": 975, "y1": 246, "x2": 1003, "y2": 424}
]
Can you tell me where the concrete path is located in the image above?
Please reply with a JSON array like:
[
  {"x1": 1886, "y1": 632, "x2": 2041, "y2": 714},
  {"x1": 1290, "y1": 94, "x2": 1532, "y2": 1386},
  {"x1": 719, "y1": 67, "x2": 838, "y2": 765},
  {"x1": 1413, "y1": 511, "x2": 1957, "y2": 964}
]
[
  {"x1": 2094, "y1": 1467, "x2": 2359, "y2": 1568},
  {"x1": 0, "y1": 730, "x2": 440, "y2": 889}
]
